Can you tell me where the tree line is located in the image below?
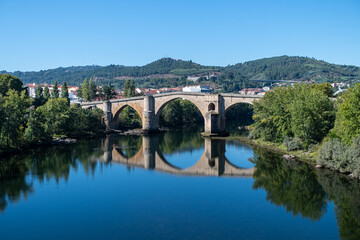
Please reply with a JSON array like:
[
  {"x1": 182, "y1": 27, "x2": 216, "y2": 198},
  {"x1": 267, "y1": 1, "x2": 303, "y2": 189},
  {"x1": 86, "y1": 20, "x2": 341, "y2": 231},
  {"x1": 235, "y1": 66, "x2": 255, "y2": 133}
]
[
  {"x1": 0, "y1": 74, "x2": 105, "y2": 155},
  {"x1": 77, "y1": 77, "x2": 116, "y2": 101},
  {"x1": 250, "y1": 82, "x2": 360, "y2": 179}
]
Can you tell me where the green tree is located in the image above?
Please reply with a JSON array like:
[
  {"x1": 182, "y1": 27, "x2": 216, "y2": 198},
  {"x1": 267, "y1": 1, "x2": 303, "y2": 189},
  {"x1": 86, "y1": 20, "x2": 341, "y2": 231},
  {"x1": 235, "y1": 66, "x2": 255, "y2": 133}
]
[
  {"x1": 290, "y1": 85, "x2": 335, "y2": 146},
  {"x1": 0, "y1": 90, "x2": 31, "y2": 149},
  {"x1": 0, "y1": 97, "x2": 4, "y2": 139},
  {"x1": 102, "y1": 84, "x2": 116, "y2": 100},
  {"x1": 61, "y1": 82, "x2": 70, "y2": 104},
  {"x1": 34, "y1": 85, "x2": 44, "y2": 107},
  {"x1": 43, "y1": 86, "x2": 50, "y2": 102},
  {"x1": 160, "y1": 99, "x2": 183, "y2": 126},
  {"x1": 24, "y1": 109, "x2": 51, "y2": 143},
  {"x1": 118, "y1": 106, "x2": 142, "y2": 129},
  {"x1": 77, "y1": 85, "x2": 83, "y2": 98},
  {"x1": 52, "y1": 81, "x2": 59, "y2": 98},
  {"x1": 123, "y1": 79, "x2": 130, "y2": 97},
  {"x1": 309, "y1": 82, "x2": 333, "y2": 97},
  {"x1": 0, "y1": 74, "x2": 24, "y2": 96},
  {"x1": 252, "y1": 86, "x2": 294, "y2": 142},
  {"x1": 333, "y1": 83, "x2": 360, "y2": 144},
  {"x1": 252, "y1": 84, "x2": 335, "y2": 146},
  {"x1": 36, "y1": 98, "x2": 70, "y2": 137},
  {"x1": 129, "y1": 80, "x2": 135, "y2": 97},
  {"x1": 80, "y1": 78, "x2": 89, "y2": 101},
  {"x1": 180, "y1": 100, "x2": 203, "y2": 123},
  {"x1": 88, "y1": 77, "x2": 97, "y2": 100},
  {"x1": 68, "y1": 104, "x2": 104, "y2": 137}
]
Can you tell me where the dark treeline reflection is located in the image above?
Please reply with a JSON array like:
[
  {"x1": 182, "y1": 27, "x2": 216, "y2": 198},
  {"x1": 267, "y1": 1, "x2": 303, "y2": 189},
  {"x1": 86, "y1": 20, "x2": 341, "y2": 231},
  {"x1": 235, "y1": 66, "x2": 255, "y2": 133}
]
[
  {"x1": 252, "y1": 147, "x2": 360, "y2": 239},
  {"x1": 158, "y1": 126, "x2": 204, "y2": 154},
  {"x1": 0, "y1": 157, "x2": 33, "y2": 212},
  {"x1": 317, "y1": 170, "x2": 360, "y2": 240},
  {"x1": 0, "y1": 140, "x2": 106, "y2": 212},
  {"x1": 252, "y1": 148, "x2": 327, "y2": 221},
  {"x1": 115, "y1": 135, "x2": 142, "y2": 158}
]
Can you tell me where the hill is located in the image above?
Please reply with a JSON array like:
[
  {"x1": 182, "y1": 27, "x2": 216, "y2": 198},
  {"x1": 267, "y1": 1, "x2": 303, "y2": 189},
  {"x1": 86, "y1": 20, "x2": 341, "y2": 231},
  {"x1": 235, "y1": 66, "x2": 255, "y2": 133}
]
[
  {"x1": 1, "y1": 56, "x2": 360, "y2": 90},
  {"x1": 0, "y1": 58, "x2": 221, "y2": 86},
  {"x1": 226, "y1": 56, "x2": 360, "y2": 83}
]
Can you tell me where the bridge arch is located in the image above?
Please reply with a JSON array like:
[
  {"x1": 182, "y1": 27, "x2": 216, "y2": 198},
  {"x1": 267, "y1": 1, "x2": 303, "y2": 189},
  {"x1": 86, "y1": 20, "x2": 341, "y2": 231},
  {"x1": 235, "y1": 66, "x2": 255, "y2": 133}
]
[
  {"x1": 111, "y1": 104, "x2": 144, "y2": 129},
  {"x1": 155, "y1": 96, "x2": 205, "y2": 127},
  {"x1": 83, "y1": 105, "x2": 96, "y2": 110},
  {"x1": 115, "y1": 144, "x2": 144, "y2": 163},
  {"x1": 155, "y1": 95, "x2": 207, "y2": 118},
  {"x1": 222, "y1": 101, "x2": 254, "y2": 117},
  {"x1": 222, "y1": 102, "x2": 254, "y2": 133}
]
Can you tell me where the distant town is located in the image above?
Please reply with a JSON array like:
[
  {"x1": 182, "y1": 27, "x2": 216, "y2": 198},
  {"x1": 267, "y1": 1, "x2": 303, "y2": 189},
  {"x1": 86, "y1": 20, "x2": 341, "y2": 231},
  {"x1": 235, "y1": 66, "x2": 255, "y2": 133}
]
[{"x1": 26, "y1": 80, "x2": 351, "y2": 104}]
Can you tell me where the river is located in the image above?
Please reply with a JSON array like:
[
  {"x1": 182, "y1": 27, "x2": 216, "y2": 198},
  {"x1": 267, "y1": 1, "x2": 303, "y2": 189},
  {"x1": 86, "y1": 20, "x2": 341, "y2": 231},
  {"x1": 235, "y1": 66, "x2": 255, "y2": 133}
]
[{"x1": 0, "y1": 128, "x2": 359, "y2": 239}]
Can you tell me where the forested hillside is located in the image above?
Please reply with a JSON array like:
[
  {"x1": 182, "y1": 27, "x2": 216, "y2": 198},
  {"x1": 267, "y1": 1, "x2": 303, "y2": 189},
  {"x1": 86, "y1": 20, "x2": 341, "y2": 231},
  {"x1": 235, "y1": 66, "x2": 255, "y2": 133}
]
[
  {"x1": 227, "y1": 56, "x2": 360, "y2": 83},
  {"x1": 2, "y1": 56, "x2": 359, "y2": 89}
]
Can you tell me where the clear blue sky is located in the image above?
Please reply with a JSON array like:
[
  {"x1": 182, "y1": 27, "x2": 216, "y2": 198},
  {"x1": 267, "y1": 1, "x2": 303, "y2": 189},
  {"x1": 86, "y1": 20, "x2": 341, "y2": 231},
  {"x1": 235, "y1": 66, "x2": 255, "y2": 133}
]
[{"x1": 0, "y1": 0, "x2": 359, "y2": 71}]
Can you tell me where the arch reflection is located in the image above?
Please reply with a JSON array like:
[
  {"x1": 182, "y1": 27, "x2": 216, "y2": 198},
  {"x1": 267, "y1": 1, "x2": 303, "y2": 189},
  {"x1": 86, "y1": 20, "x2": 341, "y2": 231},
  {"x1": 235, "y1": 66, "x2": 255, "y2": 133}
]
[{"x1": 101, "y1": 135, "x2": 255, "y2": 177}]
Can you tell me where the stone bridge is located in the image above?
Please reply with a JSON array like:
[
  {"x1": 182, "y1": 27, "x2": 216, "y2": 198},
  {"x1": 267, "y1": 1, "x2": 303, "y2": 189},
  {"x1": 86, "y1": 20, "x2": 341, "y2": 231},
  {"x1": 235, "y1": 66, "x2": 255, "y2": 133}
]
[
  {"x1": 100, "y1": 136, "x2": 255, "y2": 177},
  {"x1": 80, "y1": 92, "x2": 262, "y2": 135}
]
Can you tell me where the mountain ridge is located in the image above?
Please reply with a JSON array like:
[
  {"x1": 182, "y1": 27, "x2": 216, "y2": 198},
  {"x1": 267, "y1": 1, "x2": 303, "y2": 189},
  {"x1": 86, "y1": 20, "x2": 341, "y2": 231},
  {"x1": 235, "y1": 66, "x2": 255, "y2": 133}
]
[{"x1": 1, "y1": 56, "x2": 359, "y2": 88}]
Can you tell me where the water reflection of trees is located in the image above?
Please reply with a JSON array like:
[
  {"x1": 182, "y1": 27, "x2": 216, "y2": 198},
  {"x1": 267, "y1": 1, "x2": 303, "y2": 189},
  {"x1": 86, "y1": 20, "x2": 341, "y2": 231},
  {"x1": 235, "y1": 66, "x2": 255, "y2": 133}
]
[
  {"x1": 0, "y1": 140, "x2": 105, "y2": 212},
  {"x1": 252, "y1": 148, "x2": 327, "y2": 221},
  {"x1": 317, "y1": 170, "x2": 360, "y2": 240},
  {"x1": 252, "y1": 146, "x2": 360, "y2": 238},
  {"x1": 0, "y1": 157, "x2": 33, "y2": 212},
  {"x1": 159, "y1": 128, "x2": 204, "y2": 154},
  {"x1": 114, "y1": 135, "x2": 142, "y2": 158}
]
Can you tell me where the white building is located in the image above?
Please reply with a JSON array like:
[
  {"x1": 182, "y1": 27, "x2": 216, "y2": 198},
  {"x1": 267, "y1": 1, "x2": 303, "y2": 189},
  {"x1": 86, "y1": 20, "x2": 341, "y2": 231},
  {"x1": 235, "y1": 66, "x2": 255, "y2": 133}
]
[
  {"x1": 27, "y1": 83, "x2": 37, "y2": 98},
  {"x1": 69, "y1": 91, "x2": 82, "y2": 103},
  {"x1": 182, "y1": 85, "x2": 212, "y2": 93}
]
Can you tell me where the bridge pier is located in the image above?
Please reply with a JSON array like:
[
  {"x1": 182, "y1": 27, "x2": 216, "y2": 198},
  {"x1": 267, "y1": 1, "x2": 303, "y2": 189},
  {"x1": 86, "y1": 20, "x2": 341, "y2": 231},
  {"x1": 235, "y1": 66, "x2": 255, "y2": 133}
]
[
  {"x1": 202, "y1": 112, "x2": 228, "y2": 137},
  {"x1": 201, "y1": 94, "x2": 228, "y2": 137},
  {"x1": 142, "y1": 135, "x2": 157, "y2": 169},
  {"x1": 100, "y1": 136, "x2": 113, "y2": 162},
  {"x1": 103, "y1": 101, "x2": 113, "y2": 129},
  {"x1": 203, "y1": 138, "x2": 225, "y2": 175},
  {"x1": 142, "y1": 95, "x2": 158, "y2": 133}
]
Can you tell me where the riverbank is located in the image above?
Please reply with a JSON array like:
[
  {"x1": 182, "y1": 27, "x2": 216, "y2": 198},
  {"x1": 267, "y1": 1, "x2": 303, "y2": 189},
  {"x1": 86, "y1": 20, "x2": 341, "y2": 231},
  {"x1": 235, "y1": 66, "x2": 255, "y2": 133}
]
[
  {"x1": 0, "y1": 133, "x2": 105, "y2": 158},
  {"x1": 210, "y1": 135, "x2": 316, "y2": 165},
  {"x1": 213, "y1": 135, "x2": 360, "y2": 181},
  {"x1": 240, "y1": 137, "x2": 315, "y2": 163}
]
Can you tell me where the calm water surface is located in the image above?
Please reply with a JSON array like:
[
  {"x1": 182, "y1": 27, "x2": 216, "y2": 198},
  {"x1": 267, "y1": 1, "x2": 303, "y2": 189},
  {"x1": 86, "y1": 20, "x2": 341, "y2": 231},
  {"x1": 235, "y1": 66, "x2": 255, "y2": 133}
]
[{"x1": 1, "y1": 129, "x2": 360, "y2": 240}]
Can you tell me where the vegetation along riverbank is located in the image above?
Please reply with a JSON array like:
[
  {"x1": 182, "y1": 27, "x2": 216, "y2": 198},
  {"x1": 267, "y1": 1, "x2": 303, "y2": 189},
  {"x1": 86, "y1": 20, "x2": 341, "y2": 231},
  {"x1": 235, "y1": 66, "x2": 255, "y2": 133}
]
[
  {"x1": 230, "y1": 82, "x2": 360, "y2": 180},
  {"x1": 0, "y1": 74, "x2": 105, "y2": 157}
]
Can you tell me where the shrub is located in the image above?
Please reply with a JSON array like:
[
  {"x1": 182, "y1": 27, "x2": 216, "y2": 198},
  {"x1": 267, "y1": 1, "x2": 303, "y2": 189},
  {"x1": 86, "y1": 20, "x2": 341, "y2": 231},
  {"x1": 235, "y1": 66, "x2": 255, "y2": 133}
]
[
  {"x1": 317, "y1": 136, "x2": 360, "y2": 178},
  {"x1": 283, "y1": 136, "x2": 303, "y2": 151}
]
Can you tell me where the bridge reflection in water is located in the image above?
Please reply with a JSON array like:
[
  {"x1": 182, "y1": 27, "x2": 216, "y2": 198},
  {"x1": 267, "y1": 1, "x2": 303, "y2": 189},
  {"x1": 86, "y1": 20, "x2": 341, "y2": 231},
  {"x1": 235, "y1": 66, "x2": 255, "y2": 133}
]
[{"x1": 100, "y1": 136, "x2": 255, "y2": 177}]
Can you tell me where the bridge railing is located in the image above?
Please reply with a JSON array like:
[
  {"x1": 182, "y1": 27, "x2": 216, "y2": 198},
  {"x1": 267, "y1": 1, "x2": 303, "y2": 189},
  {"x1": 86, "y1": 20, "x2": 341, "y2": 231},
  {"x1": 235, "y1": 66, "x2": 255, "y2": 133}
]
[{"x1": 79, "y1": 92, "x2": 263, "y2": 106}]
